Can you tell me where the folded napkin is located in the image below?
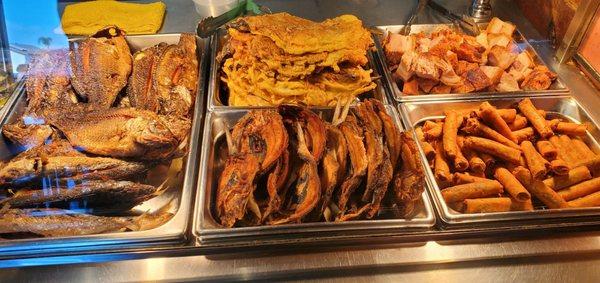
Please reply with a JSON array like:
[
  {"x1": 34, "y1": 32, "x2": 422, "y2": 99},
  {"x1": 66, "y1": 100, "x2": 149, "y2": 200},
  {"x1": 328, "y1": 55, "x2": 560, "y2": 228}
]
[{"x1": 61, "y1": 0, "x2": 166, "y2": 35}]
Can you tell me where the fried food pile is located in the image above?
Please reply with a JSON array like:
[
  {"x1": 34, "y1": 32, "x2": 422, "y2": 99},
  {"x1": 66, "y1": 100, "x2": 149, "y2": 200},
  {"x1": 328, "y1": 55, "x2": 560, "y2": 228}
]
[
  {"x1": 215, "y1": 99, "x2": 425, "y2": 227},
  {"x1": 220, "y1": 13, "x2": 376, "y2": 106},
  {"x1": 416, "y1": 98, "x2": 600, "y2": 214},
  {"x1": 383, "y1": 17, "x2": 557, "y2": 95},
  {"x1": 0, "y1": 26, "x2": 198, "y2": 238}
]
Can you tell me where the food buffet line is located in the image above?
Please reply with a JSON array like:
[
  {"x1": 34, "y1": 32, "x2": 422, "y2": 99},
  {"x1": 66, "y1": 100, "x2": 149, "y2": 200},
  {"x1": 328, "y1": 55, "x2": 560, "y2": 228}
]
[{"x1": 2, "y1": 0, "x2": 600, "y2": 281}]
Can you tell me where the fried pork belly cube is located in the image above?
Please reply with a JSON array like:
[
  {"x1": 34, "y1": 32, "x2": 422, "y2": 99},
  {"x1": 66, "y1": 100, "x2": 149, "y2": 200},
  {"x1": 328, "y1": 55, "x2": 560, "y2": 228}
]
[
  {"x1": 495, "y1": 72, "x2": 520, "y2": 92},
  {"x1": 465, "y1": 68, "x2": 492, "y2": 91},
  {"x1": 454, "y1": 41, "x2": 485, "y2": 63},
  {"x1": 480, "y1": 65, "x2": 503, "y2": 84},
  {"x1": 455, "y1": 60, "x2": 479, "y2": 76},
  {"x1": 487, "y1": 33, "x2": 511, "y2": 48},
  {"x1": 487, "y1": 45, "x2": 518, "y2": 70},
  {"x1": 416, "y1": 37, "x2": 432, "y2": 53},
  {"x1": 451, "y1": 79, "x2": 476, "y2": 93},
  {"x1": 416, "y1": 77, "x2": 438, "y2": 93},
  {"x1": 445, "y1": 50, "x2": 459, "y2": 69},
  {"x1": 384, "y1": 33, "x2": 416, "y2": 65},
  {"x1": 402, "y1": 77, "x2": 419, "y2": 95},
  {"x1": 434, "y1": 56, "x2": 462, "y2": 87},
  {"x1": 394, "y1": 51, "x2": 417, "y2": 82},
  {"x1": 487, "y1": 17, "x2": 516, "y2": 36},
  {"x1": 521, "y1": 65, "x2": 557, "y2": 90},
  {"x1": 512, "y1": 51, "x2": 534, "y2": 70},
  {"x1": 430, "y1": 84, "x2": 452, "y2": 94},
  {"x1": 475, "y1": 32, "x2": 488, "y2": 49},
  {"x1": 413, "y1": 53, "x2": 440, "y2": 81}
]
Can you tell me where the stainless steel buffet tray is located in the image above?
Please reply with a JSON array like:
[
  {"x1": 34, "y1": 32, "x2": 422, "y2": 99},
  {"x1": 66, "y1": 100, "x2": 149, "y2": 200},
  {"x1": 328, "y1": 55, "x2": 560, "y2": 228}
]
[
  {"x1": 0, "y1": 34, "x2": 209, "y2": 257},
  {"x1": 193, "y1": 106, "x2": 435, "y2": 245},
  {"x1": 207, "y1": 29, "x2": 391, "y2": 110},
  {"x1": 400, "y1": 95, "x2": 600, "y2": 228},
  {"x1": 373, "y1": 24, "x2": 568, "y2": 102}
]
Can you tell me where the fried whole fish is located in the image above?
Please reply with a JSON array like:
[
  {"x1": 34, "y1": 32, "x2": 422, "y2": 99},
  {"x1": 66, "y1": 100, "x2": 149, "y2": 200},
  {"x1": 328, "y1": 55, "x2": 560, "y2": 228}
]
[
  {"x1": 0, "y1": 180, "x2": 157, "y2": 209},
  {"x1": 336, "y1": 115, "x2": 367, "y2": 212},
  {"x1": 46, "y1": 106, "x2": 181, "y2": 159},
  {"x1": 0, "y1": 141, "x2": 147, "y2": 187},
  {"x1": 2, "y1": 122, "x2": 53, "y2": 150},
  {"x1": 216, "y1": 153, "x2": 260, "y2": 227},
  {"x1": 318, "y1": 125, "x2": 347, "y2": 218},
  {"x1": 128, "y1": 34, "x2": 198, "y2": 117},
  {"x1": 392, "y1": 132, "x2": 425, "y2": 217},
  {"x1": 70, "y1": 26, "x2": 132, "y2": 108},
  {"x1": 262, "y1": 149, "x2": 290, "y2": 222},
  {"x1": 278, "y1": 105, "x2": 326, "y2": 161}
]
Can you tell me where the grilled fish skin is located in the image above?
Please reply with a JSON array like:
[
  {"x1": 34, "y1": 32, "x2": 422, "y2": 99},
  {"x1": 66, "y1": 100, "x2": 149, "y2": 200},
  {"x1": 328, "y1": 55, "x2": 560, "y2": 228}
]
[
  {"x1": 46, "y1": 106, "x2": 180, "y2": 159},
  {"x1": 0, "y1": 209, "x2": 131, "y2": 237},
  {"x1": 70, "y1": 26, "x2": 132, "y2": 108},
  {"x1": 0, "y1": 180, "x2": 157, "y2": 209}
]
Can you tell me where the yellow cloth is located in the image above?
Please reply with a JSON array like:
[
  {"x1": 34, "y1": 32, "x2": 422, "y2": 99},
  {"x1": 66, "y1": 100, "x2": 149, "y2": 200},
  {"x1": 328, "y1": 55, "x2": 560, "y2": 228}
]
[{"x1": 61, "y1": 0, "x2": 166, "y2": 35}]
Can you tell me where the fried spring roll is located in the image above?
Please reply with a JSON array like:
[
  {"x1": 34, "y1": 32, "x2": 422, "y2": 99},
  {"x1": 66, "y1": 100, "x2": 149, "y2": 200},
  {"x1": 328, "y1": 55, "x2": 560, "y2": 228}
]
[
  {"x1": 464, "y1": 136, "x2": 522, "y2": 164},
  {"x1": 507, "y1": 164, "x2": 532, "y2": 185},
  {"x1": 441, "y1": 181, "x2": 504, "y2": 203},
  {"x1": 518, "y1": 98, "x2": 553, "y2": 138},
  {"x1": 463, "y1": 197, "x2": 512, "y2": 213},
  {"x1": 479, "y1": 102, "x2": 518, "y2": 143},
  {"x1": 537, "y1": 109, "x2": 547, "y2": 118},
  {"x1": 510, "y1": 197, "x2": 534, "y2": 211},
  {"x1": 415, "y1": 127, "x2": 435, "y2": 160},
  {"x1": 434, "y1": 141, "x2": 452, "y2": 183},
  {"x1": 558, "y1": 177, "x2": 600, "y2": 201},
  {"x1": 463, "y1": 118, "x2": 520, "y2": 149},
  {"x1": 536, "y1": 140, "x2": 557, "y2": 160},
  {"x1": 573, "y1": 138, "x2": 596, "y2": 156},
  {"x1": 458, "y1": 136, "x2": 486, "y2": 173},
  {"x1": 443, "y1": 110, "x2": 460, "y2": 159},
  {"x1": 497, "y1": 109, "x2": 517, "y2": 123},
  {"x1": 479, "y1": 152, "x2": 496, "y2": 168},
  {"x1": 521, "y1": 141, "x2": 550, "y2": 180},
  {"x1": 454, "y1": 172, "x2": 496, "y2": 185},
  {"x1": 574, "y1": 156, "x2": 600, "y2": 172},
  {"x1": 543, "y1": 166, "x2": 592, "y2": 190},
  {"x1": 528, "y1": 180, "x2": 569, "y2": 209},
  {"x1": 546, "y1": 118, "x2": 560, "y2": 130},
  {"x1": 549, "y1": 136, "x2": 575, "y2": 166},
  {"x1": 555, "y1": 122, "x2": 587, "y2": 136},
  {"x1": 494, "y1": 167, "x2": 531, "y2": 202},
  {"x1": 513, "y1": 127, "x2": 535, "y2": 143},
  {"x1": 559, "y1": 135, "x2": 584, "y2": 162},
  {"x1": 509, "y1": 115, "x2": 528, "y2": 131},
  {"x1": 568, "y1": 191, "x2": 600, "y2": 207},
  {"x1": 423, "y1": 121, "x2": 443, "y2": 140},
  {"x1": 550, "y1": 159, "x2": 570, "y2": 175}
]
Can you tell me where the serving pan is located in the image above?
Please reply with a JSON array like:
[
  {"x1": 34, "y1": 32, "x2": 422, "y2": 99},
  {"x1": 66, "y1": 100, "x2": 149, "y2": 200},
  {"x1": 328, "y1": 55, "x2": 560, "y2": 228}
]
[
  {"x1": 373, "y1": 24, "x2": 568, "y2": 102},
  {"x1": 0, "y1": 34, "x2": 209, "y2": 257},
  {"x1": 207, "y1": 29, "x2": 391, "y2": 110},
  {"x1": 193, "y1": 105, "x2": 435, "y2": 245},
  {"x1": 400, "y1": 95, "x2": 600, "y2": 228}
]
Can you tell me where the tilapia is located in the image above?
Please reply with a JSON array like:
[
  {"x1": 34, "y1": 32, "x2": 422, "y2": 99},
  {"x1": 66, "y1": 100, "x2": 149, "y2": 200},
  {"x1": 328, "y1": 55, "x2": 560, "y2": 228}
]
[
  {"x1": 336, "y1": 115, "x2": 367, "y2": 212},
  {"x1": 318, "y1": 125, "x2": 347, "y2": 218},
  {"x1": 2, "y1": 121, "x2": 53, "y2": 150},
  {"x1": 278, "y1": 105, "x2": 326, "y2": 161},
  {"x1": 371, "y1": 99, "x2": 401, "y2": 169},
  {"x1": 262, "y1": 149, "x2": 290, "y2": 222},
  {"x1": 216, "y1": 153, "x2": 260, "y2": 227},
  {"x1": 0, "y1": 180, "x2": 157, "y2": 209},
  {"x1": 392, "y1": 132, "x2": 425, "y2": 217},
  {"x1": 0, "y1": 209, "x2": 131, "y2": 237},
  {"x1": 45, "y1": 106, "x2": 180, "y2": 159},
  {"x1": 70, "y1": 26, "x2": 132, "y2": 108},
  {"x1": 0, "y1": 141, "x2": 147, "y2": 187},
  {"x1": 128, "y1": 34, "x2": 198, "y2": 117}
]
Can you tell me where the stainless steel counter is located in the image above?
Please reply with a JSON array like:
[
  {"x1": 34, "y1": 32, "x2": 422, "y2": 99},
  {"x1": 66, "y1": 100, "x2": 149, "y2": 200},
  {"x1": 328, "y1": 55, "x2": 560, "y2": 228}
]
[{"x1": 3, "y1": 0, "x2": 600, "y2": 281}]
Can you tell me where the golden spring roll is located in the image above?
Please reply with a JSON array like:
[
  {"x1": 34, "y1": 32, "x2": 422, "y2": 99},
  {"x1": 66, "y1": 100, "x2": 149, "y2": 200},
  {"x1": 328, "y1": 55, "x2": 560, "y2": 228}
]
[
  {"x1": 507, "y1": 164, "x2": 532, "y2": 186},
  {"x1": 423, "y1": 121, "x2": 443, "y2": 140},
  {"x1": 497, "y1": 109, "x2": 517, "y2": 123},
  {"x1": 550, "y1": 159, "x2": 570, "y2": 175},
  {"x1": 510, "y1": 197, "x2": 534, "y2": 211},
  {"x1": 546, "y1": 118, "x2": 560, "y2": 130},
  {"x1": 463, "y1": 197, "x2": 512, "y2": 213},
  {"x1": 559, "y1": 135, "x2": 585, "y2": 163},
  {"x1": 517, "y1": 98, "x2": 553, "y2": 138},
  {"x1": 443, "y1": 110, "x2": 460, "y2": 159},
  {"x1": 528, "y1": 180, "x2": 570, "y2": 209},
  {"x1": 568, "y1": 191, "x2": 600, "y2": 207},
  {"x1": 549, "y1": 135, "x2": 575, "y2": 166},
  {"x1": 464, "y1": 136, "x2": 522, "y2": 164},
  {"x1": 543, "y1": 166, "x2": 592, "y2": 190},
  {"x1": 555, "y1": 122, "x2": 587, "y2": 136},
  {"x1": 494, "y1": 167, "x2": 531, "y2": 202},
  {"x1": 415, "y1": 127, "x2": 435, "y2": 161},
  {"x1": 537, "y1": 109, "x2": 546, "y2": 118},
  {"x1": 479, "y1": 152, "x2": 496, "y2": 168},
  {"x1": 441, "y1": 180, "x2": 504, "y2": 202},
  {"x1": 462, "y1": 118, "x2": 520, "y2": 149},
  {"x1": 521, "y1": 141, "x2": 550, "y2": 180},
  {"x1": 458, "y1": 136, "x2": 486, "y2": 173},
  {"x1": 573, "y1": 138, "x2": 596, "y2": 156},
  {"x1": 558, "y1": 177, "x2": 600, "y2": 201},
  {"x1": 574, "y1": 155, "x2": 600, "y2": 171},
  {"x1": 454, "y1": 172, "x2": 496, "y2": 184},
  {"x1": 513, "y1": 127, "x2": 535, "y2": 144},
  {"x1": 536, "y1": 140, "x2": 557, "y2": 160},
  {"x1": 434, "y1": 141, "x2": 452, "y2": 183},
  {"x1": 479, "y1": 102, "x2": 518, "y2": 143},
  {"x1": 509, "y1": 114, "x2": 528, "y2": 131}
]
